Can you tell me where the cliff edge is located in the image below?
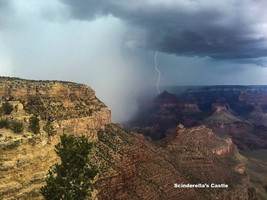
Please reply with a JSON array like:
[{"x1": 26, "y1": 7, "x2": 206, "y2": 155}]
[{"x1": 0, "y1": 77, "x2": 111, "y2": 199}]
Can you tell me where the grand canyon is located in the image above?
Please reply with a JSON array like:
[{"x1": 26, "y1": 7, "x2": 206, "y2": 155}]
[{"x1": 0, "y1": 77, "x2": 266, "y2": 199}]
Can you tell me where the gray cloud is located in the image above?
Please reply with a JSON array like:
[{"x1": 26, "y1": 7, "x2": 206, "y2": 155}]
[
  {"x1": 0, "y1": 0, "x2": 10, "y2": 12},
  {"x1": 2, "y1": 0, "x2": 267, "y2": 123},
  {"x1": 0, "y1": 0, "x2": 12, "y2": 28},
  {"x1": 60, "y1": 0, "x2": 267, "y2": 60}
]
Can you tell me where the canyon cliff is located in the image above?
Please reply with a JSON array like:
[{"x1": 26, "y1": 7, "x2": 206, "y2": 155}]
[
  {"x1": 0, "y1": 78, "x2": 257, "y2": 199},
  {"x1": 0, "y1": 77, "x2": 111, "y2": 199},
  {"x1": 127, "y1": 86, "x2": 267, "y2": 199}
]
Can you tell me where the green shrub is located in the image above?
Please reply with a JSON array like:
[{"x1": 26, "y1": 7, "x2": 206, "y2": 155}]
[
  {"x1": 9, "y1": 121, "x2": 24, "y2": 133},
  {"x1": 0, "y1": 119, "x2": 9, "y2": 128},
  {"x1": 29, "y1": 115, "x2": 40, "y2": 134},
  {"x1": 5, "y1": 140, "x2": 20, "y2": 150},
  {"x1": 2, "y1": 102, "x2": 13, "y2": 115}
]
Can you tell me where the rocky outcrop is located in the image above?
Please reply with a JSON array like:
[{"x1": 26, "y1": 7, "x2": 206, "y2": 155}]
[
  {"x1": 249, "y1": 104, "x2": 267, "y2": 127},
  {"x1": 0, "y1": 77, "x2": 111, "y2": 137},
  {"x1": 56, "y1": 107, "x2": 111, "y2": 139},
  {"x1": 0, "y1": 77, "x2": 108, "y2": 121},
  {"x1": 211, "y1": 138, "x2": 237, "y2": 156},
  {"x1": 153, "y1": 90, "x2": 180, "y2": 105},
  {"x1": 93, "y1": 124, "x2": 255, "y2": 200},
  {"x1": 204, "y1": 106, "x2": 242, "y2": 125},
  {"x1": 0, "y1": 77, "x2": 111, "y2": 199},
  {"x1": 0, "y1": 135, "x2": 60, "y2": 199},
  {"x1": 127, "y1": 91, "x2": 204, "y2": 139},
  {"x1": 0, "y1": 77, "x2": 95, "y2": 101},
  {"x1": 127, "y1": 88, "x2": 267, "y2": 150},
  {"x1": 168, "y1": 125, "x2": 238, "y2": 157},
  {"x1": 239, "y1": 90, "x2": 267, "y2": 105},
  {"x1": 178, "y1": 103, "x2": 200, "y2": 113}
]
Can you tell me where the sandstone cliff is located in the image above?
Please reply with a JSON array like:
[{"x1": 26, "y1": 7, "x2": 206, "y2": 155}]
[{"x1": 0, "y1": 77, "x2": 111, "y2": 199}]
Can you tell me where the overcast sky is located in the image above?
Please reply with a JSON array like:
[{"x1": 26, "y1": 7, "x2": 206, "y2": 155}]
[{"x1": 1, "y1": 0, "x2": 267, "y2": 122}]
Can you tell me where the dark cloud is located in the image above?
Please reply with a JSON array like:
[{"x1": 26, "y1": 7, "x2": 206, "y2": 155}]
[
  {"x1": 60, "y1": 0, "x2": 267, "y2": 60},
  {"x1": 0, "y1": 0, "x2": 10, "y2": 10}
]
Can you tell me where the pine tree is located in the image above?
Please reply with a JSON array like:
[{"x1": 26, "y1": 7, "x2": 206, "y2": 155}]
[{"x1": 40, "y1": 134, "x2": 98, "y2": 200}]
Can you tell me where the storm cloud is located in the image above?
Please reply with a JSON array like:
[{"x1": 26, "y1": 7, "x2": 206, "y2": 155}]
[
  {"x1": 61, "y1": 0, "x2": 267, "y2": 60},
  {"x1": 2, "y1": 0, "x2": 267, "y2": 122},
  {"x1": 0, "y1": 0, "x2": 12, "y2": 29}
]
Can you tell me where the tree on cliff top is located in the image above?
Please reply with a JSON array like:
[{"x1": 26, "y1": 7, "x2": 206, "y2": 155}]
[{"x1": 40, "y1": 134, "x2": 98, "y2": 200}]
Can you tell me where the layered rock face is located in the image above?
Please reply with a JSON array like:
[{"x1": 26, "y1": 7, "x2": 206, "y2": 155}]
[
  {"x1": 128, "y1": 91, "x2": 203, "y2": 140},
  {"x1": 0, "y1": 78, "x2": 258, "y2": 199},
  {"x1": 239, "y1": 90, "x2": 267, "y2": 105},
  {"x1": 128, "y1": 86, "x2": 267, "y2": 150},
  {"x1": 0, "y1": 135, "x2": 60, "y2": 199},
  {"x1": 93, "y1": 124, "x2": 254, "y2": 200},
  {"x1": 0, "y1": 77, "x2": 108, "y2": 119},
  {"x1": 204, "y1": 106, "x2": 241, "y2": 125},
  {"x1": 126, "y1": 86, "x2": 267, "y2": 198},
  {"x1": 0, "y1": 77, "x2": 111, "y2": 138},
  {"x1": 0, "y1": 77, "x2": 111, "y2": 199}
]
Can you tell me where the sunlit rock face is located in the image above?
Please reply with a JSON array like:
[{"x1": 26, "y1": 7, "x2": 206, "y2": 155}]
[{"x1": 0, "y1": 77, "x2": 111, "y2": 199}]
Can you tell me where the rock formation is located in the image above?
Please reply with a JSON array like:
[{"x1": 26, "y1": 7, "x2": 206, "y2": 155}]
[
  {"x1": 128, "y1": 87, "x2": 267, "y2": 150},
  {"x1": 0, "y1": 78, "x2": 258, "y2": 199},
  {"x1": 93, "y1": 124, "x2": 254, "y2": 200},
  {"x1": 0, "y1": 77, "x2": 111, "y2": 199}
]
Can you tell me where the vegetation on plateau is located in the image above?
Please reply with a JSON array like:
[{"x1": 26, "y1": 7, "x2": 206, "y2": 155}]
[
  {"x1": 0, "y1": 118, "x2": 24, "y2": 133},
  {"x1": 9, "y1": 120, "x2": 24, "y2": 133},
  {"x1": 1, "y1": 101, "x2": 14, "y2": 115},
  {"x1": 29, "y1": 115, "x2": 40, "y2": 134}
]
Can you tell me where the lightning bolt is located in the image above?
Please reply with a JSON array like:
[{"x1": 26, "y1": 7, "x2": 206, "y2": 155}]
[{"x1": 154, "y1": 51, "x2": 161, "y2": 94}]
